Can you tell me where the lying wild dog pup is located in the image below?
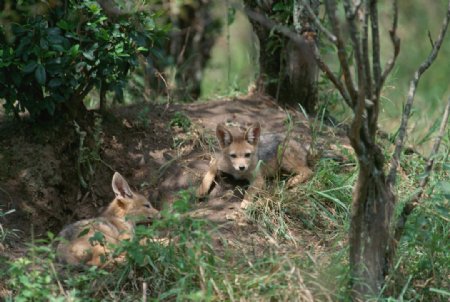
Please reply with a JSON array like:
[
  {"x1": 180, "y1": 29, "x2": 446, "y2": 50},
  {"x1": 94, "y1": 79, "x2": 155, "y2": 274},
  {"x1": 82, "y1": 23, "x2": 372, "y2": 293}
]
[
  {"x1": 197, "y1": 122, "x2": 313, "y2": 208},
  {"x1": 56, "y1": 172, "x2": 159, "y2": 267}
]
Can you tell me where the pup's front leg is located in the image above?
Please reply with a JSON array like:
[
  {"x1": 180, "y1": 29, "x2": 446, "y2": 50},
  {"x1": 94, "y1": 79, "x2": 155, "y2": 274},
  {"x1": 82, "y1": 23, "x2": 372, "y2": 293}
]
[
  {"x1": 197, "y1": 158, "x2": 218, "y2": 198},
  {"x1": 241, "y1": 173, "x2": 265, "y2": 209}
]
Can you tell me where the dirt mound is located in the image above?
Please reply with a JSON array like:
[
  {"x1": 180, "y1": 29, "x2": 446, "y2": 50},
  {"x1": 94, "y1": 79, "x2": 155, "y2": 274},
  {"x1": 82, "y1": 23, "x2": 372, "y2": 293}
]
[
  {"x1": 0, "y1": 104, "x2": 173, "y2": 245},
  {"x1": 0, "y1": 94, "x2": 348, "y2": 258}
]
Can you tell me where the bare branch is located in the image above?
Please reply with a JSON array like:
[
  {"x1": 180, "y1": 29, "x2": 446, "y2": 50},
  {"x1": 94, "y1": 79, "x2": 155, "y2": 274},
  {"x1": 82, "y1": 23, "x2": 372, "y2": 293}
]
[
  {"x1": 370, "y1": 0, "x2": 381, "y2": 95},
  {"x1": 419, "y1": 97, "x2": 450, "y2": 188},
  {"x1": 387, "y1": 0, "x2": 450, "y2": 186},
  {"x1": 311, "y1": 44, "x2": 353, "y2": 108},
  {"x1": 389, "y1": 97, "x2": 450, "y2": 259},
  {"x1": 369, "y1": 0, "x2": 382, "y2": 136},
  {"x1": 427, "y1": 29, "x2": 435, "y2": 47},
  {"x1": 341, "y1": 0, "x2": 367, "y2": 154},
  {"x1": 301, "y1": 0, "x2": 337, "y2": 43},
  {"x1": 362, "y1": 1, "x2": 373, "y2": 101},
  {"x1": 380, "y1": 0, "x2": 400, "y2": 90},
  {"x1": 293, "y1": 0, "x2": 302, "y2": 33},
  {"x1": 324, "y1": 0, "x2": 359, "y2": 105}
]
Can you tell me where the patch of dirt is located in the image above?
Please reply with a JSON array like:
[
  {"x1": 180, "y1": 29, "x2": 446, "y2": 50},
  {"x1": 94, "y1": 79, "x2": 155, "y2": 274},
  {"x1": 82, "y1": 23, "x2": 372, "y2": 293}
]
[
  {"x1": 0, "y1": 94, "x2": 350, "y2": 260},
  {"x1": 0, "y1": 103, "x2": 173, "y2": 246}
]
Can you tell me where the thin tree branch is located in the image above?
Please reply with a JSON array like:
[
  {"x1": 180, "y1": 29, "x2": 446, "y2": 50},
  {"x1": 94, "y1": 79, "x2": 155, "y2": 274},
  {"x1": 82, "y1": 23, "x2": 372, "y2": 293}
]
[
  {"x1": 370, "y1": 0, "x2": 381, "y2": 91},
  {"x1": 380, "y1": 0, "x2": 400, "y2": 90},
  {"x1": 311, "y1": 46, "x2": 353, "y2": 108},
  {"x1": 362, "y1": 1, "x2": 373, "y2": 101},
  {"x1": 419, "y1": 97, "x2": 450, "y2": 189},
  {"x1": 387, "y1": 0, "x2": 450, "y2": 186},
  {"x1": 301, "y1": 0, "x2": 337, "y2": 43},
  {"x1": 293, "y1": 0, "x2": 302, "y2": 33},
  {"x1": 342, "y1": 0, "x2": 367, "y2": 155},
  {"x1": 389, "y1": 97, "x2": 450, "y2": 260},
  {"x1": 369, "y1": 0, "x2": 382, "y2": 137},
  {"x1": 324, "y1": 0, "x2": 359, "y2": 106}
]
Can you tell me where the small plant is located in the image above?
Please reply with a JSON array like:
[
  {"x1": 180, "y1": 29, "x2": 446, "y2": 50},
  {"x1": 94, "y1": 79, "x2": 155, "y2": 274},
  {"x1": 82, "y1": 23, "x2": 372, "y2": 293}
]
[
  {"x1": 169, "y1": 111, "x2": 191, "y2": 132},
  {"x1": 0, "y1": 208, "x2": 17, "y2": 244},
  {"x1": 4, "y1": 233, "x2": 109, "y2": 301},
  {"x1": 74, "y1": 115, "x2": 106, "y2": 188},
  {"x1": 6, "y1": 235, "x2": 64, "y2": 301},
  {"x1": 136, "y1": 106, "x2": 151, "y2": 128}
]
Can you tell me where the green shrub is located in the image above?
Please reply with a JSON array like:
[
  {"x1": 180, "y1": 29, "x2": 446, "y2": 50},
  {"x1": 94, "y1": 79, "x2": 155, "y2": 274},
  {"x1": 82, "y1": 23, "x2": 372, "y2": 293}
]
[{"x1": 0, "y1": 0, "x2": 167, "y2": 120}]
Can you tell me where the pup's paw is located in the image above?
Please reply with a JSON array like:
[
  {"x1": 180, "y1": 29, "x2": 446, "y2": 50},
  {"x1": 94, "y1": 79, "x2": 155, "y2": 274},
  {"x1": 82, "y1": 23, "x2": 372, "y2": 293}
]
[{"x1": 287, "y1": 169, "x2": 313, "y2": 188}]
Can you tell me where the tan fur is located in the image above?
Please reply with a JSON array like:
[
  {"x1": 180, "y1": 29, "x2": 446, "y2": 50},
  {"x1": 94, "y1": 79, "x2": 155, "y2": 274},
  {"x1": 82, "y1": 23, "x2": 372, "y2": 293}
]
[
  {"x1": 56, "y1": 172, "x2": 159, "y2": 267},
  {"x1": 197, "y1": 122, "x2": 313, "y2": 207}
]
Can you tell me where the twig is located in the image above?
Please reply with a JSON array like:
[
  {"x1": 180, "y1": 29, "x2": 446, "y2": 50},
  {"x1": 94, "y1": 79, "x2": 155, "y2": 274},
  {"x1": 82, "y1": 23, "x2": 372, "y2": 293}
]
[
  {"x1": 427, "y1": 29, "x2": 435, "y2": 47},
  {"x1": 369, "y1": 0, "x2": 382, "y2": 136},
  {"x1": 50, "y1": 262, "x2": 68, "y2": 299},
  {"x1": 310, "y1": 44, "x2": 353, "y2": 107},
  {"x1": 420, "y1": 97, "x2": 450, "y2": 188},
  {"x1": 301, "y1": 0, "x2": 337, "y2": 43},
  {"x1": 390, "y1": 96, "x2": 450, "y2": 250},
  {"x1": 324, "y1": 0, "x2": 359, "y2": 105},
  {"x1": 342, "y1": 0, "x2": 367, "y2": 155},
  {"x1": 387, "y1": 0, "x2": 450, "y2": 186},
  {"x1": 142, "y1": 281, "x2": 147, "y2": 302},
  {"x1": 362, "y1": 0, "x2": 373, "y2": 101},
  {"x1": 380, "y1": 0, "x2": 400, "y2": 90},
  {"x1": 293, "y1": 0, "x2": 302, "y2": 33}
]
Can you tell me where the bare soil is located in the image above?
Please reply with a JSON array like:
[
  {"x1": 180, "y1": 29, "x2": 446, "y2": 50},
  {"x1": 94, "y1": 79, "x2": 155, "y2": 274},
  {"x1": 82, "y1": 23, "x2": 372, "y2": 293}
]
[{"x1": 0, "y1": 94, "x2": 349, "y2": 260}]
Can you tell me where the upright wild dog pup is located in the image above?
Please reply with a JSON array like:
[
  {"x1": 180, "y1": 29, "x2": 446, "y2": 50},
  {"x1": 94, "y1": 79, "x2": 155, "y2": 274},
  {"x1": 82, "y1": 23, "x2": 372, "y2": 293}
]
[
  {"x1": 56, "y1": 172, "x2": 159, "y2": 267},
  {"x1": 197, "y1": 122, "x2": 313, "y2": 207}
]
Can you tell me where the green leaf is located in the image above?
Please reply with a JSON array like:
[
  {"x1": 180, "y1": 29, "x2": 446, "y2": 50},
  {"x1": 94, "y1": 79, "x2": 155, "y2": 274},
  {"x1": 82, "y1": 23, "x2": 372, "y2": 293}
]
[
  {"x1": 56, "y1": 20, "x2": 71, "y2": 31},
  {"x1": 69, "y1": 44, "x2": 80, "y2": 57},
  {"x1": 23, "y1": 61, "x2": 38, "y2": 73},
  {"x1": 89, "y1": 231, "x2": 106, "y2": 245},
  {"x1": 115, "y1": 42, "x2": 124, "y2": 54},
  {"x1": 227, "y1": 7, "x2": 236, "y2": 25},
  {"x1": 35, "y1": 64, "x2": 46, "y2": 85},
  {"x1": 83, "y1": 49, "x2": 95, "y2": 61},
  {"x1": 78, "y1": 227, "x2": 90, "y2": 238},
  {"x1": 39, "y1": 38, "x2": 49, "y2": 49},
  {"x1": 48, "y1": 78, "x2": 63, "y2": 88},
  {"x1": 273, "y1": 2, "x2": 288, "y2": 11}
]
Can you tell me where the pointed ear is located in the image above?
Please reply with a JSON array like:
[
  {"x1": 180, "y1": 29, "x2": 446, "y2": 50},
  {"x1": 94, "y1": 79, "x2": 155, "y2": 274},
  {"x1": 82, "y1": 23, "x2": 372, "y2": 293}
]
[
  {"x1": 112, "y1": 172, "x2": 133, "y2": 199},
  {"x1": 245, "y1": 122, "x2": 261, "y2": 145},
  {"x1": 216, "y1": 124, "x2": 233, "y2": 148}
]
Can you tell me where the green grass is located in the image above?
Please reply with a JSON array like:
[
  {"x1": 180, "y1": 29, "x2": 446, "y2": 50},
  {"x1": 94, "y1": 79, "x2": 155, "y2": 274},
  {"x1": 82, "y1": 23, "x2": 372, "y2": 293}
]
[{"x1": 2, "y1": 133, "x2": 449, "y2": 301}]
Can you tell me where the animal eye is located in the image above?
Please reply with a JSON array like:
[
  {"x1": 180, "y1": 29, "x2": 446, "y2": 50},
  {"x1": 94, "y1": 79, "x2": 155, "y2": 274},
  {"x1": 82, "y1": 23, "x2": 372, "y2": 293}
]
[
  {"x1": 144, "y1": 203, "x2": 151, "y2": 208},
  {"x1": 244, "y1": 152, "x2": 251, "y2": 158},
  {"x1": 230, "y1": 154, "x2": 237, "y2": 158}
]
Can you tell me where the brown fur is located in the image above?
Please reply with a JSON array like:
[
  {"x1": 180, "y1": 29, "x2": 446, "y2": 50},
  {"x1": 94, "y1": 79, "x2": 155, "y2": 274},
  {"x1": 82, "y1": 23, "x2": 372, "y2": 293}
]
[
  {"x1": 56, "y1": 172, "x2": 159, "y2": 267},
  {"x1": 197, "y1": 122, "x2": 313, "y2": 207}
]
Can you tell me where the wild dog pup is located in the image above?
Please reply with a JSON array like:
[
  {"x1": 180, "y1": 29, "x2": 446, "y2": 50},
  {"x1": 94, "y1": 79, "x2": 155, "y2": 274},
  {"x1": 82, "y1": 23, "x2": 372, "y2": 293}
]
[
  {"x1": 56, "y1": 172, "x2": 159, "y2": 267},
  {"x1": 197, "y1": 122, "x2": 313, "y2": 207}
]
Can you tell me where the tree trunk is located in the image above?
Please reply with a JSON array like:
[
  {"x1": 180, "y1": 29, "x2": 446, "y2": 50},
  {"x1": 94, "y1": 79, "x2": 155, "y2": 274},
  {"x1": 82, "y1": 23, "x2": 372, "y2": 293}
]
[
  {"x1": 283, "y1": 32, "x2": 318, "y2": 112},
  {"x1": 349, "y1": 145, "x2": 395, "y2": 297},
  {"x1": 169, "y1": 0, "x2": 221, "y2": 100},
  {"x1": 244, "y1": 0, "x2": 319, "y2": 113}
]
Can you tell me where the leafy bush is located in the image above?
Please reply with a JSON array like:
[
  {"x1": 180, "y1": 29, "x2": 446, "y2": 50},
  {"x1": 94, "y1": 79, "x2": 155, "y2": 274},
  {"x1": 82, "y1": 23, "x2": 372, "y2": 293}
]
[{"x1": 0, "y1": 0, "x2": 167, "y2": 120}]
